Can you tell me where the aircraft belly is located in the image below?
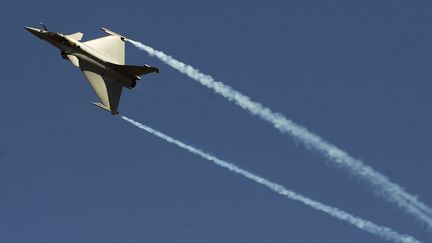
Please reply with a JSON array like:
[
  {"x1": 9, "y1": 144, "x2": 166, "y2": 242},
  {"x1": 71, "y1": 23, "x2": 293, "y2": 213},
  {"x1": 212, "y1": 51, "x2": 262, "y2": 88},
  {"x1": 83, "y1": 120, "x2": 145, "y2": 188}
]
[{"x1": 75, "y1": 54, "x2": 133, "y2": 87}]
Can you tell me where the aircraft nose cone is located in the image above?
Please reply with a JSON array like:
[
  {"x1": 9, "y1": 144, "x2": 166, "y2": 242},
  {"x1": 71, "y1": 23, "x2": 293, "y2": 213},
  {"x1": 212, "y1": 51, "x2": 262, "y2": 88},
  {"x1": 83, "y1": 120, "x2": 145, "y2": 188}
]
[{"x1": 25, "y1": 26, "x2": 44, "y2": 38}]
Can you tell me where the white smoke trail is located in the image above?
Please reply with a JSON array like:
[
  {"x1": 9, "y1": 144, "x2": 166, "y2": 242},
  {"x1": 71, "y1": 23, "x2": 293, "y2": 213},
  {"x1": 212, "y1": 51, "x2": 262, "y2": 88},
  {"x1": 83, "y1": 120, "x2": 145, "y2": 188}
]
[
  {"x1": 121, "y1": 115, "x2": 422, "y2": 243},
  {"x1": 127, "y1": 39, "x2": 432, "y2": 228}
]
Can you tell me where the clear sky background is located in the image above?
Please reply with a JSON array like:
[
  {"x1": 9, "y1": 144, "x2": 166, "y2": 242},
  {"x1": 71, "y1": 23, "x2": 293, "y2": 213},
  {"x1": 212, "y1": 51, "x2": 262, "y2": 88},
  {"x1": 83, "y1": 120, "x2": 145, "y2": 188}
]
[{"x1": 1, "y1": 0, "x2": 431, "y2": 242}]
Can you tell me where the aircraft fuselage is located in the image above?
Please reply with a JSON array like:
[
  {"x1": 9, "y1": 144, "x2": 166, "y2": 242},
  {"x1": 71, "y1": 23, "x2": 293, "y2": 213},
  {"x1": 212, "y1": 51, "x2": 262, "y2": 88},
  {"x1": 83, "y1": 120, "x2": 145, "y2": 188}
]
[{"x1": 26, "y1": 27, "x2": 136, "y2": 88}]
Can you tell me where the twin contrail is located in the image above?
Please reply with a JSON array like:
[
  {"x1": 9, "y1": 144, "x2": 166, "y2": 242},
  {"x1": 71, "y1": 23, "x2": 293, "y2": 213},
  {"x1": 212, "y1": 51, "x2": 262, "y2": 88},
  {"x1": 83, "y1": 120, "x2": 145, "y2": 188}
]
[
  {"x1": 127, "y1": 39, "x2": 432, "y2": 228},
  {"x1": 121, "y1": 115, "x2": 422, "y2": 243}
]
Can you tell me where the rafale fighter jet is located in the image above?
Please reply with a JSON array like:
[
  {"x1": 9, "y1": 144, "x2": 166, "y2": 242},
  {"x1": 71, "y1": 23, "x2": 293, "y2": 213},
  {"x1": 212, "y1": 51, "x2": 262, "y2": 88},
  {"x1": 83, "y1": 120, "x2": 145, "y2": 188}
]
[{"x1": 25, "y1": 24, "x2": 159, "y2": 115}]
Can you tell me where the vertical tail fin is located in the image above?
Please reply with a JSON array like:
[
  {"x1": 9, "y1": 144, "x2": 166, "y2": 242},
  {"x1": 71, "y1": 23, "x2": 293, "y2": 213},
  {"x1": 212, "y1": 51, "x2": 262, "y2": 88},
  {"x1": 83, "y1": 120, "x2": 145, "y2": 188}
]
[{"x1": 109, "y1": 63, "x2": 159, "y2": 79}]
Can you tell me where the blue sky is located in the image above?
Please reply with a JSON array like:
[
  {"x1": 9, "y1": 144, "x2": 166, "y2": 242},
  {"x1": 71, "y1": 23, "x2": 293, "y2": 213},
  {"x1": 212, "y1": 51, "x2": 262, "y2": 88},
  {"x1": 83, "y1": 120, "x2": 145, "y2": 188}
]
[{"x1": 1, "y1": 0, "x2": 431, "y2": 242}]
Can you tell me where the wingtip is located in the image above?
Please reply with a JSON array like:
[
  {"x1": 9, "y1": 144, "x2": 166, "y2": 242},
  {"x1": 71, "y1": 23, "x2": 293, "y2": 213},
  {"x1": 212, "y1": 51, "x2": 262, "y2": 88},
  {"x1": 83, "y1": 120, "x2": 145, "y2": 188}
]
[
  {"x1": 101, "y1": 27, "x2": 127, "y2": 41},
  {"x1": 92, "y1": 102, "x2": 118, "y2": 115}
]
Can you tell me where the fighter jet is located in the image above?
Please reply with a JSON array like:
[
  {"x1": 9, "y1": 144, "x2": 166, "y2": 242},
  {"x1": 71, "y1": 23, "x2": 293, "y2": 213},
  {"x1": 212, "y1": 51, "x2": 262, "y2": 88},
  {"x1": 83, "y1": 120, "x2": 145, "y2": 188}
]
[{"x1": 25, "y1": 24, "x2": 159, "y2": 115}]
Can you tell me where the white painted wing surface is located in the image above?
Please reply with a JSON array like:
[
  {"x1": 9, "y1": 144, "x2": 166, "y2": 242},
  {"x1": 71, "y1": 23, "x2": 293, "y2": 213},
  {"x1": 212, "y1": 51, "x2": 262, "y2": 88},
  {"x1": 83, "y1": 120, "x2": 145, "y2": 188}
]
[
  {"x1": 83, "y1": 36, "x2": 125, "y2": 64},
  {"x1": 79, "y1": 61, "x2": 123, "y2": 114}
]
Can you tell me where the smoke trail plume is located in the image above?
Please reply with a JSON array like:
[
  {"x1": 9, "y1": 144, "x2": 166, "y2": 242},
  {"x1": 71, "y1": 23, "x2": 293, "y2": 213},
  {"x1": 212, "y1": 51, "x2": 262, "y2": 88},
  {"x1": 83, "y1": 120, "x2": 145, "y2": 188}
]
[
  {"x1": 127, "y1": 39, "x2": 432, "y2": 228},
  {"x1": 121, "y1": 115, "x2": 422, "y2": 243}
]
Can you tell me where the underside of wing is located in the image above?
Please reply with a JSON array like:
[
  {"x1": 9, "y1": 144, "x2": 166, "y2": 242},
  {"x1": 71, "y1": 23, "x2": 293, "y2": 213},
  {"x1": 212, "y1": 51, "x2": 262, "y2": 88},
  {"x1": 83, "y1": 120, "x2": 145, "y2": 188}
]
[
  {"x1": 66, "y1": 54, "x2": 80, "y2": 67},
  {"x1": 79, "y1": 61, "x2": 123, "y2": 114},
  {"x1": 83, "y1": 36, "x2": 125, "y2": 64}
]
